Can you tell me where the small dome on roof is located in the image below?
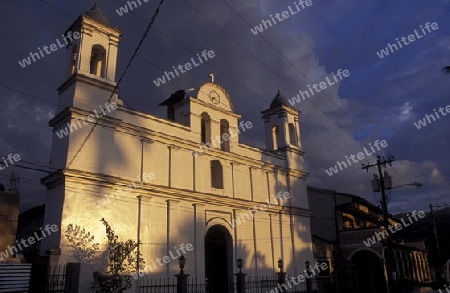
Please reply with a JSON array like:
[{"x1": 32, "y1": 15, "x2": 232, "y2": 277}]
[
  {"x1": 270, "y1": 90, "x2": 289, "y2": 108},
  {"x1": 84, "y1": 3, "x2": 110, "y2": 25}
]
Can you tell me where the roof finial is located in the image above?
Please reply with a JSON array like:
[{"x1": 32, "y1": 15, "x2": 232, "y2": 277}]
[
  {"x1": 92, "y1": 2, "x2": 100, "y2": 10},
  {"x1": 209, "y1": 73, "x2": 215, "y2": 83}
]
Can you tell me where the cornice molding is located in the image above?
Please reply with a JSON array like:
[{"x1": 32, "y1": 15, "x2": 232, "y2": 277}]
[
  {"x1": 42, "y1": 168, "x2": 310, "y2": 216},
  {"x1": 57, "y1": 72, "x2": 117, "y2": 94}
]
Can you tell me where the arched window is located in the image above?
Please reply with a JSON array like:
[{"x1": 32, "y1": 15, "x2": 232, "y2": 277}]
[
  {"x1": 272, "y1": 125, "x2": 280, "y2": 150},
  {"x1": 90, "y1": 45, "x2": 106, "y2": 77},
  {"x1": 201, "y1": 113, "x2": 211, "y2": 145},
  {"x1": 288, "y1": 123, "x2": 298, "y2": 146},
  {"x1": 211, "y1": 160, "x2": 223, "y2": 189},
  {"x1": 220, "y1": 119, "x2": 230, "y2": 152}
]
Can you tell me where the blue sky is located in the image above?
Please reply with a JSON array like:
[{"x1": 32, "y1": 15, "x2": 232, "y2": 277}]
[{"x1": 0, "y1": 0, "x2": 449, "y2": 213}]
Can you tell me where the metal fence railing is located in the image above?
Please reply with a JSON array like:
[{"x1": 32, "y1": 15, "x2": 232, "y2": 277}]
[
  {"x1": 138, "y1": 275, "x2": 331, "y2": 293},
  {"x1": 187, "y1": 277, "x2": 207, "y2": 293},
  {"x1": 139, "y1": 277, "x2": 177, "y2": 293},
  {"x1": 245, "y1": 275, "x2": 279, "y2": 293},
  {"x1": 45, "y1": 265, "x2": 66, "y2": 293}
]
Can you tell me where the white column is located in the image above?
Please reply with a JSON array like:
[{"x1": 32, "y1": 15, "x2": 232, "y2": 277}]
[
  {"x1": 166, "y1": 199, "x2": 180, "y2": 277},
  {"x1": 193, "y1": 203, "x2": 205, "y2": 278}
]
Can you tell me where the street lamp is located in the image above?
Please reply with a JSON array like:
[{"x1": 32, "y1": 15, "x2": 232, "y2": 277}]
[
  {"x1": 237, "y1": 257, "x2": 243, "y2": 273},
  {"x1": 277, "y1": 259, "x2": 287, "y2": 293},
  {"x1": 235, "y1": 257, "x2": 246, "y2": 293},
  {"x1": 278, "y1": 258, "x2": 283, "y2": 273},
  {"x1": 175, "y1": 255, "x2": 189, "y2": 293},
  {"x1": 390, "y1": 181, "x2": 423, "y2": 190},
  {"x1": 179, "y1": 255, "x2": 186, "y2": 273}
]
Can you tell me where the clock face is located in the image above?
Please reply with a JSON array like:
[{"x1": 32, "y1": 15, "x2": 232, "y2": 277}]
[{"x1": 209, "y1": 90, "x2": 220, "y2": 104}]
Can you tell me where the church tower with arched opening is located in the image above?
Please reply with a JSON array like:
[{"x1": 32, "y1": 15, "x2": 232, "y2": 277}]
[{"x1": 41, "y1": 4, "x2": 313, "y2": 293}]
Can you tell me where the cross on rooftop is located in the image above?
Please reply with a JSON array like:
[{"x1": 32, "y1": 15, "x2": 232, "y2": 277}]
[{"x1": 209, "y1": 73, "x2": 215, "y2": 83}]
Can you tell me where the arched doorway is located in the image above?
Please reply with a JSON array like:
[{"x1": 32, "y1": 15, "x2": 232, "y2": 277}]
[
  {"x1": 351, "y1": 250, "x2": 388, "y2": 293},
  {"x1": 205, "y1": 225, "x2": 233, "y2": 293}
]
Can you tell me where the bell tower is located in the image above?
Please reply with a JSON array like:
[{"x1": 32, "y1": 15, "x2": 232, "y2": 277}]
[
  {"x1": 56, "y1": 3, "x2": 122, "y2": 113},
  {"x1": 261, "y1": 90, "x2": 306, "y2": 208},
  {"x1": 261, "y1": 90, "x2": 302, "y2": 152}
]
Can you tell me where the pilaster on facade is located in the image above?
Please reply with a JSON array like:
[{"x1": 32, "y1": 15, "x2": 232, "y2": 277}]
[
  {"x1": 166, "y1": 199, "x2": 180, "y2": 278},
  {"x1": 193, "y1": 203, "x2": 205, "y2": 278}
]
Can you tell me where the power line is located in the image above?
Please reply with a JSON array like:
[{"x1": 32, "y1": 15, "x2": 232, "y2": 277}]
[
  {"x1": 0, "y1": 83, "x2": 56, "y2": 106},
  {"x1": 38, "y1": 0, "x2": 354, "y2": 183},
  {"x1": 35, "y1": 0, "x2": 371, "y2": 167},
  {"x1": 35, "y1": 1, "x2": 418, "y2": 194},
  {"x1": 0, "y1": 131, "x2": 50, "y2": 144},
  {"x1": 0, "y1": 162, "x2": 52, "y2": 174},
  {"x1": 65, "y1": 0, "x2": 166, "y2": 169},
  {"x1": 179, "y1": 0, "x2": 418, "y2": 186},
  {"x1": 36, "y1": 0, "x2": 373, "y2": 197},
  {"x1": 104, "y1": 0, "x2": 372, "y2": 188}
]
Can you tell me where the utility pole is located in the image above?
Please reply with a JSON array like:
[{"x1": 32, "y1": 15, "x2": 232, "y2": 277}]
[
  {"x1": 430, "y1": 203, "x2": 448, "y2": 280},
  {"x1": 362, "y1": 155, "x2": 395, "y2": 293}
]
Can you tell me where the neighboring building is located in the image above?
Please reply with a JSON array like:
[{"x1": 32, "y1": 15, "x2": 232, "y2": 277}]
[
  {"x1": 0, "y1": 186, "x2": 20, "y2": 262},
  {"x1": 308, "y1": 186, "x2": 433, "y2": 293},
  {"x1": 16, "y1": 205, "x2": 45, "y2": 261},
  {"x1": 40, "y1": 4, "x2": 314, "y2": 292},
  {"x1": 311, "y1": 235, "x2": 335, "y2": 293}
]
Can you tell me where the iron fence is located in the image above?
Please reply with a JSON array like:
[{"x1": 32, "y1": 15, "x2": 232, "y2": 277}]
[
  {"x1": 187, "y1": 277, "x2": 207, "y2": 293},
  {"x1": 138, "y1": 274, "x2": 330, "y2": 293},
  {"x1": 139, "y1": 277, "x2": 177, "y2": 293},
  {"x1": 45, "y1": 265, "x2": 66, "y2": 293},
  {"x1": 245, "y1": 275, "x2": 279, "y2": 293},
  {"x1": 139, "y1": 276, "x2": 208, "y2": 293}
]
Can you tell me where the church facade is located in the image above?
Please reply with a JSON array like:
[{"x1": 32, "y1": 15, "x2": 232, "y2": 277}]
[{"x1": 40, "y1": 4, "x2": 314, "y2": 292}]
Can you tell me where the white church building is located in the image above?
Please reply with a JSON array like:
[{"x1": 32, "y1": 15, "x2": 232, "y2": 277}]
[{"x1": 41, "y1": 4, "x2": 314, "y2": 292}]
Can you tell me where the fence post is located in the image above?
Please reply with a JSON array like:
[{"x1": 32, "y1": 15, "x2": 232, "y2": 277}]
[
  {"x1": 29, "y1": 258, "x2": 48, "y2": 293},
  {"x1": 305, "y1": 261, "x2": 312, "y2": 293},
  {"x1": 306, "y1": 278, "x2": 312, "y2": 293},
  {"x1": 235, "y1": 271, "x2": 246, "y2": 293},
  {"x1": 46, "y1": 248, "x2": 61, "y2": 267},
  {"x1": 276, "y1": 258, "x2": 287, "y2": 293},
  {"x1": 276, "y1": 271, "x2": 287, "y2": 293},
  {"x1": 175, "y1": 271, "x2": 189, "y2": 293},
  {"x1": 64, "y1": 263, "x2": 80, "y2": 293}
]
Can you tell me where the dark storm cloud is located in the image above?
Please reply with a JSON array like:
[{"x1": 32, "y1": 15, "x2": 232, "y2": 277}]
[{"x1": 1, "y1": 0, "x2": 449, "y2": 212}]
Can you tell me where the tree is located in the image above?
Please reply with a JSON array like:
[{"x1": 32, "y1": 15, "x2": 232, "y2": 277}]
[
  {"x1": 65, "y1": 219, "x2": 145, "y2": 293},
  {"x1": 442, "y1": 66, "x2": 450, "y2": 74},
  {"x1": 92, "y1": 218, "x2": 145, "y2": 292}
]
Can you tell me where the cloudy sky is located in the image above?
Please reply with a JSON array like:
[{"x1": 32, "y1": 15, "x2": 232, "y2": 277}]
[{"x1": 1, "y1": 0, "x2": 449, "y2": 213}]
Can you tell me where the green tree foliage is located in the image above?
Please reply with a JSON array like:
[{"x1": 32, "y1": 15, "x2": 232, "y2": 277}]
[
  {"x1": 91, "y1": 218, "x2": 145, "y2": 292},
  {"x1": 65, "y1": 219, "x2": 145, "y2": 292}
]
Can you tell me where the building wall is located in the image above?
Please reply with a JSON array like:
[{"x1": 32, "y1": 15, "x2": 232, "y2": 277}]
[
  {"x1": 0, "y1": 191, "x2": 20, "y2": 260},
  {"x1": 42, "y1": 89, "x2": 314, "y2": 291},
  {"x1": 307, "y1": 186, "x2": 352, "y2": 242},
  {"x1": 15, "y1": 205, "x2": 45, "y2": 259},
  {"x1": 41, "y1": 11, "x2": 315, "y2": 292}
]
